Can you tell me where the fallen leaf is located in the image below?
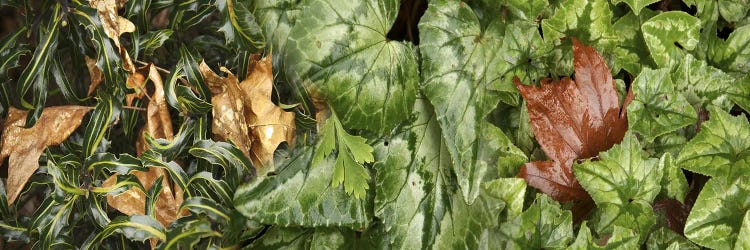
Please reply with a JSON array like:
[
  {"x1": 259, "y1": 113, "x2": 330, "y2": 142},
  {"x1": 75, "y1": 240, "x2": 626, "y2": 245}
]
[
  {"x1": 104, "y1": 64, "x2": 184, "y2": 227},
  {"x1": 241, "y1": 55, "x2": 295, "y2": 167},
  {"x1": 86, "y1": 56, "x2": 104, "y2": 96},
  {"x1": 200, "y1": 54, "x2": 295, "y2": 170},
  {"x1": 200, "y1": 61, "x2": 253, "y2": 159},
  {"x1": 0, "y1": 106, "x2": 93, "y2": 204},
  {"x1": 88, "y1": 0, "x2": 136, "y2": 73},
  {"x1": 514, "y1": 38, "x2": 632, "y2": 205}
]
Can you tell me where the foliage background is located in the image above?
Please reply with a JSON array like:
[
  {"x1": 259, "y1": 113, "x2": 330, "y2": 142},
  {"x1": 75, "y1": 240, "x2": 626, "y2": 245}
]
[{"x1": 0, "y1": 0, "x2": 749, "y2": 249}]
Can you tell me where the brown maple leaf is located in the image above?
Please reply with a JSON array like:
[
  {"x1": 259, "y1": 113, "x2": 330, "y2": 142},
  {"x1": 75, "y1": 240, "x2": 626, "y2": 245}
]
[
  {"x1": 200, "y1": 54, "x2": 295, "y2": 171},
  {"x1": 514, "y1": 38, "x2": 633, "y2": 204},
  {"x1": 0, "y1": 106, "x2": 93, "y2": 205},
  {"x1": 104, "y1": 64, "x2": 184, "y2": 227}
]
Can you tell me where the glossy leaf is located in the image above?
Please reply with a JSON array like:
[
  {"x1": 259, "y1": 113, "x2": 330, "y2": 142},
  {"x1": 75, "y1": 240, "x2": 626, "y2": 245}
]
[
  {"x1": 627, "y1": 68, "x2": 697, "y2": 142},
  {"x1": 672, "y1": 53, "x2": 735, "y2": 110},
  {"x1": 684, "y1": 176, "x2": 750, "y2": 249},
  {"x1": 641, "y1": 12, "x2": 701, "y2": 69},
  {"x1": 284, "y1": 0, "x2": 418, "y2": 135},
  {"x1": 215, "y1": 0, "x2": 265, "y2": 49}
]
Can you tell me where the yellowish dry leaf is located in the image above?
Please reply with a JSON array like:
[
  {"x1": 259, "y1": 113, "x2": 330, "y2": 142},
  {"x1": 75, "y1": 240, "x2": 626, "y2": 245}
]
[
  {"x1": 85, "y1": 56, "x2": 104, "y2": 96},
  {"x1": 88, "y1": 0, "x2": 136, "y2": 73},
  {"x1": 241, "y1": 55, "x2": 296, "y2": 167},
  {"x1": 0, "y1": 106, "x2": 93, "y2": 205},
  {"x1": 104, "y1": 64, "x2": 184, "y2": 227},
  {"x1": 199, "y1": 61, "x2": 253, "y2": 158},
  {"x1": 200, "y1": 54, "x2": 295, "y2": 171}
]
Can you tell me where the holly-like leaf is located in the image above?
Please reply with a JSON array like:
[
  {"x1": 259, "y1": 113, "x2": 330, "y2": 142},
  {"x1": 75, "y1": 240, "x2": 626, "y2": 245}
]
[
  {"x1": 641, "y1": 12, "x2": 701, "y2": 69},
  {"x1": 677, "y1": 106, "x2": 750, "y2": 179},
  {"x1": 574, "y1": 133, "x2": 660, "y2": 237},
  {"x1": 215, "y1": 0, "x2": 265, "y2": 50},
  {"x1": 284, "y1": 0, "x2": 419, "y2": 135},
  {"x1": 627, "y1": 68, "x2": 697, "y2": 142},
  {"x1": 515, "y1": 38, "x2": 631, "y2": 204},
  {"x1": 0, "y1": 106, "x2": 92, "y2": 205},
  {"x1": 684, "y1": 176, "x2": 750, "y2": 249}
]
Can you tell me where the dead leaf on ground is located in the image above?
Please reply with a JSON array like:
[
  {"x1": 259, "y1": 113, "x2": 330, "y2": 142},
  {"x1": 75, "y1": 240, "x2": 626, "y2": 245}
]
[
  {"x1": 0, "y1": 106, "x2": 93, "y2": 205},
  {"x1": 514, "y1": 38, "x2": 632, "y2": 209},
  {"x1": 200, "y1": 54, "x2": 295, "y2": 171},
  {"x1": 104, "y1": 64, "x2": 184, "y2": 228}
]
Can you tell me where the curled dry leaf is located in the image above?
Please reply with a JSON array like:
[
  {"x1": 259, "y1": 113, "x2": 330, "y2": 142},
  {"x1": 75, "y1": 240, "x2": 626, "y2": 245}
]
[
  {"x1": 0, "y1": 106, "x2": 93, "y2": 205},
  {"x1": 104, "y1": 64, "x2": 184, "y2": 227},
  {"x1": 86, "y1": 56, "x2": 104, "y2": 96},
  {"x1": 200, "y1": 54, "x2": 295, "y2": 170},
  {"x1": 514, "y1": 38, "x2": 633, "y2": 205},
  {"x1": 88, "y1": 0, "x2": 136, "y2": 73}
]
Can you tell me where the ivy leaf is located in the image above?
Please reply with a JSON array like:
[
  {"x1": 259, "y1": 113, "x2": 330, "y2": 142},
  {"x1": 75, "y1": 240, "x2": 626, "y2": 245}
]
[
  {"x1": 684, "y1": 176, "x2": 750, "y2": 249},
  {"x1": 611, "y1": 0, "x2": 659, "y2": 16},
  {"x1": 677, "y1": 106, "x2": 750, "y2": 179},
  {"x1": 233, "y1": 144, "x2": 371, "y2": 229},
  {"x1": 568, "y1": 222, "x2": 639, "y2": 249},
  {"x1": 419, "y1": 0, "x2": 528, "y2": 203},
  {"x1": 313, "y1": 112, "x2": 373, "y2": 199},
  {"x1": 515, "y1": 38, "x2": 631, "y2": 204},
  {"x1": 627, "y1": 68, "x2": 697, "y2": 142},
  {"x1": 284, "y1": 0, "x2": 419, "y2": 135},
  {"x1": 574, "y1": 133, "x2": 661, "y2": 237},
  {"x1": 498, "y1": 195, "x2": 574, "y2": 249},
  {"x1": 641, "y1": 12, "x2": 701, "y2": 69}
]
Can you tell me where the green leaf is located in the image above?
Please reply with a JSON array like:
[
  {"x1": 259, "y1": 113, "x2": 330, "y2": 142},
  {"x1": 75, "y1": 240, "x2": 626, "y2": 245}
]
[
  {"x1": 672, "y1": 53, "x2": 735, "y2": 110},
  {"x1": 138, "y1": 29, "x2": 173, "y2": 57},
  {"x1": 611, "y1": 0, "x2": 659, "y2": 15},
  {"x1": 0, "y1": 26, "x2": 29, "y2": 82},
  {"x1": 641, "y1": 12, "x2": 701, "y2": 69},
  {"x1": 140, "y1": 150, "x2": 191, "y2": 197},
  {"x1": 431, "y1": 190, "x2": 506, "y2": 249},
  {"x1": 97, "y1": 215, "x2": 167, "y2": 243},
  {"x1": 252, "y1": 0, "x2": 303, "y2": 67},
  {"x1": 216, "y1": 0, "x2": 265, "y2": 49},
  {"x1": 144, "y1": 119, "x2": 196, "y2": 162},
  {"x1": 736, "y1": 211, "x2": 750, "y2": 250},
  {"x1": 730, "y1": 74, "x2": 750, "y2": 112},
  {"x1": 658, "y1": 153, "x2": 688, "y2": 203},
  {"x1": 718, "y1": 0, "x2": 750, "y2": 23},
  {"x1": 684, "y1": 176, "x2": 750, "y2": 249},
  {"x1": 71, "y1": 6, "x2": 127, "y2": 93},
  {"x1": 85, "y1": 153, "x2": 146, "y2": 175},
  {"x1": 234, "y1": 145, "x2": 371, "y2": 229},
  {"x1": 145, "y1": 175, "x2": 164, "y2": 218},
  {"x1": 723, "y1": 24, "x2": 750, "y2": 74},
  {"x1": 502, "y1": 0, "x2": 548, "y2": 20},
  {"x1": 627, "y1": 68, "x2": 697, "y2": 142},
  {"x1": 419, "y1": 0, "x2": 528, "y2": 203},
  {"x1": 574, "y1": 133, "x2": 660, "y2": 237},
  {"x1": 248, "y1": 226, "x2": 313, "y2": 249},
  {"x1": 313, "y1": 112, "x2": 373, "y2": 199},
  {"x1": 610, "y1": 10, "x2": 657, "y2": 74},
  {"x1": 284, "y1": 0, "x2": 418, "y2": 134},
  {"x1": 189, "y1": 139, "x2": 255, "y2": 187},
  {"x1": 82, "y1": 92, "x2": 121, "y2": 158},
  {"x1": 158, "y1": 216, "x2": 221, "y2": 250},
  {"x1": 498, "y1": 195, "x2": 574, "y2": 249},
  {"x1": 646, "y1": 226, "x2": 700, "y2": 250},
  {"x1": 310, "y1": 227, "x2": 357, "y2": 249},
  {"x1": 179, "y1": 197, "x2": 231, "y2": 223},
  {"x1": 677, "y1": 106, "x2": 750, "y2": 178},
  {"x1": 568, "y1": 222, "x2": 639, "y2": 249}
]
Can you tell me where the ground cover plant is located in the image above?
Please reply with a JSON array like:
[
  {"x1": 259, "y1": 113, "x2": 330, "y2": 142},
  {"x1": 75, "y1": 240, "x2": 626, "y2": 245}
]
[{"x1": 0, "y1": 0, "x2": 749, "y2": 249}]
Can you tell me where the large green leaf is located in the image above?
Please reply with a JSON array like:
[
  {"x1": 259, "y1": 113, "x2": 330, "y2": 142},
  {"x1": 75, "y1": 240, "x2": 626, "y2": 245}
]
[
  {"x1": 568, "y1": 222, "x2": 639, "y2": 249},
  {"x1": 610, "y1": 10, "x2": 656, "y2": 74},
  {"x1": 684, "y1": 176, "x2": 750, "y2": 249},
  {"x1": 672, "y1": 53, "x2": 735, "y2": 110},
  {"x1": 233, "y1": 145, "x2": 371, "y2": 229},
  {"x1": 252, "y1": 0, "x2": 303, "y2": 67},
  {"x1": 284, "y1": 0, "x2": 418, "y2": 134},
  {"x1": 736, "y1": 211, "x2": 750, "y2": 250},
  {"x1": 677, "y1": 106, "x2": 750, "y2": 178},
  {"x1": 641, "y1": 12, "x2": 701, "y2": 69},
  {"x1": 574, "y1": 133, "x2": 660, "y2": 237},
  {"x1": 611, "y1": 0, "x2": 659, "y2": 15},
  {"x1": 419, "y1": 0, "x2": 528, "y2": 203},
  {"x1": 431, "y1": 190, "x2": 506, "y2": 249},
  {"x1": 627, "y1": 68, "x2": 697, "y2": 142},
  {"x1": 498, "y1": 194, "x2": 574, "y2": 249},
  {"x1": 646, "y1": 226, "x2": 700, "y2": 250},
  {"x1": 658, "y1": 153, "x2": 688, "y2": 203}
]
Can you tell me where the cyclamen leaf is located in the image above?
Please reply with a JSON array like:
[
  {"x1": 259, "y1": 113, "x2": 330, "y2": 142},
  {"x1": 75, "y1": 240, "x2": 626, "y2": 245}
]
[
  {"x1": 658, "y1": 153, "x2": 688, "y2": 203},
  {"x1": 574, "y1": 133, "x2": 660, "y2": 237},
  {"x1": 718, "y1": 0, "x2": 750, "y2": 23},
  {"x1": 284, "y1": 0, "x2": 418, "y2": 135},
  {"x1": 568, "y1": 222, "x2": 639, "y2": 249},
  {"x1": 672, "y1": 53, "x2": 735, "y2": 110},
  {"x1": 515, "y1": 38, "x2": 630, "y2": 204},
  {"x1": 641, "y1": 12, "x2": 701, "y2": 69},
  {"x1": 684, "y1": 176, "x2": 750, "y2": 249},
  {"x1": 627, "y1": 68, "x2": 697, "y2": 142},
  {"x1": 0, "y1": 106, "x2": 92, "y2": 205},
  {"x1": 498, "y1": 195, "x2": 574, "y2": 249},
  {"x1": 736, "y1": 211, "x2": 750, "y2": 250},
  {"x1": 419, "y1": 0, "x2": 528, "y2": 203},
  {"x1": 611, "y1": 10, "x2": 657, "y2": 75},
  {"x1": 677, "y1": 106, "x2": 750, "y2": 178},
  {"x1": 612, "y1": 0, "x2": 659, "y2": 16},
  {"x1": 645, "y1": 227, "x2": 700, "y2": 250},
  {"x1": 233, "y1": 144, "x2": 371, "y2": 229},
  {"x1": 502, "y1": 0, "x2": 548, "y2": 20},
  {"x1": 723, "y1": 24, "x2": 750, "y2": 74},
  {"x1": 251, "y1": 0, "x2": 303, "y2": 67}
]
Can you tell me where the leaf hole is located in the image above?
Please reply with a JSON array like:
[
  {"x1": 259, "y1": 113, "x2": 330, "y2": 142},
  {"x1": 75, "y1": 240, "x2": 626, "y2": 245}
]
[
  {"x1": 673, "y1": 42, "x2": 684, "y2": 50},
  {"x1": 385, "y1": 0, "x2": 427, "y2": 45},
  {"x1": 718, "y1": 26, "x2": 734, "y2": 41}
]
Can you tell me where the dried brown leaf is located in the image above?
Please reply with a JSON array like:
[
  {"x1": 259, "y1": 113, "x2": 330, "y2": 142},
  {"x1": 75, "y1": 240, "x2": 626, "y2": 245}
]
[
  {"x1": 199, "y1": 61, "x2": 253, "y2": 159},
  {"x1": 104, "y1": 64, "x2": 184, "y2": 227},
  {"x1": 0, "y1": 106, "x2": 93, "y2": 204},
  {"x1": 86, "y1": 56, "x2": 104, "y2": 96},
  {"x1": 89, "y1": 0, "x2": 135, "y2": 73},
  {"x1": 515, "y1": 38, "x2": 631, "y2": 205},
  {"x1": 240, "y1": 55, "x2": 296, "y2": 168}
]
